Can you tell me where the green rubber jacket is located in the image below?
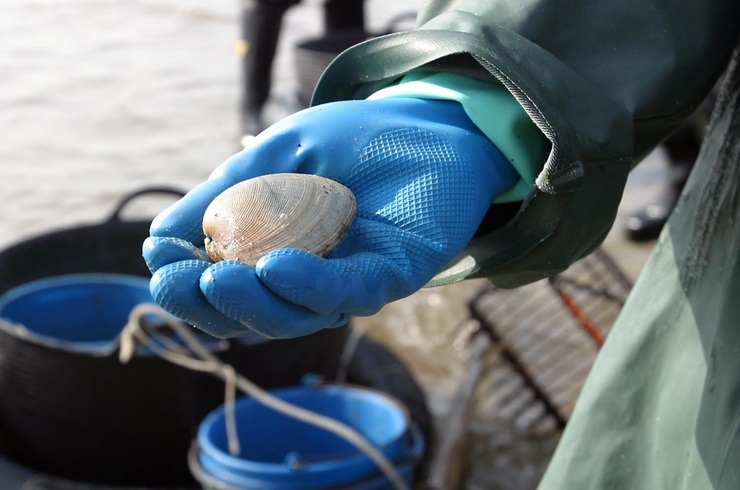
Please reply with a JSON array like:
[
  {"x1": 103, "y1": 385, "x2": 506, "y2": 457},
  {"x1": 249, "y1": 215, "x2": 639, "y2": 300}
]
[
  {"x1": 312, "y1": 0, "x2": 739, "y2": 288},
  {"x1": 312, "y1": 2, "x2": 740, "y2": 489},
  {"x1": 539, "y1": 51, "x2": 740, "y2": 490}
]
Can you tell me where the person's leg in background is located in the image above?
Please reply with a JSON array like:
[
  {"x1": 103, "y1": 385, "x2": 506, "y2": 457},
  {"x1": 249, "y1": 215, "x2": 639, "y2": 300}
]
[
  {"x1": 238, "y1": 0, "x2": 364, "y2": 143},
  {"x1": 625, "y1": 92, "x2": 717, "y2": 242},
  {"x1": 238, "y1": 0, "x2": 298, "y2": 140},
  {"x1": 624, "y1": 121, "x2": 701, "y2": 242},
  {"x1": 322, "y1": 0, "x2": 365, "y2": 33}
]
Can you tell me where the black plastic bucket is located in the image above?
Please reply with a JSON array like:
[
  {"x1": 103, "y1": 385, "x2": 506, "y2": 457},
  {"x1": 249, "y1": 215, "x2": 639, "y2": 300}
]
[
  {"x1": 0, "y1": 187, "x2": 181, "y2": 294},
  {"x1": 294, "y1": 29, "x2": 371, "y2": 106},
  {"x1": 293, "y1": 12, "x2": 417, "y2": 106},
  {"x1": 0, "y1": 188, "x2": 353, "y2": 486},
  {"x1": 0, "y1": 188, "x2": 430, "y2": 488}
]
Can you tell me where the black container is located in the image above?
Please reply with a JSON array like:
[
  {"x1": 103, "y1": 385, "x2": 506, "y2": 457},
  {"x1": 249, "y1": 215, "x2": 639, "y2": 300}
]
[
  {"x1": 0, "y1": 187, "x2": 180, "y2": 294},
  {"x1": 294, "y1": 29, "x2": 371, "y2": 106},
  {"x1": 0, "y1": 188, "x2": 353, "y2": 486},
  {"x1": 293, "y1": 12, "x2": 417, "y2": 106}
]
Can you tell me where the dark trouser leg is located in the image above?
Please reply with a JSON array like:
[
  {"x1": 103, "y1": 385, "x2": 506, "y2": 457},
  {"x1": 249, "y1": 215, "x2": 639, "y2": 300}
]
[
  {"x1": 662, "y1": 121, "x2": 701, "y2": 192},
  {"x1": 625, "y1": 120, "x2": 701, "y2": 242},
  {"x1": 322, "y1": 0, "x2": 364, "y2": 33},
  {"x1": 239, "y1": 0, "x2": 296, "y2": 137}
]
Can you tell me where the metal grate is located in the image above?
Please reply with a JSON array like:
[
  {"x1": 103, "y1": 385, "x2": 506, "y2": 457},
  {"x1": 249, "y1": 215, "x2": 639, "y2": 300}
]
[{"x1": 468, "y1": 248, "x2": 633, "y2": 434}]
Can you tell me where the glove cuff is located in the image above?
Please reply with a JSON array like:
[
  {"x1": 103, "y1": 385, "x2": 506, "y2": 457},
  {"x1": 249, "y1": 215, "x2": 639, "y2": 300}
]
[{"x1": 368, "y1": 72, "x2": 549, "y2": 203}]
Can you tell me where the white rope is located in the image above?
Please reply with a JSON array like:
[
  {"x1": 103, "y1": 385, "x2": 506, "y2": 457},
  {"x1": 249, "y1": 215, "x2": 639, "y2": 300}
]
[
  {"x1": 335, "y1": 322, "x2": 366, "y2": 383},
  {"x1": 119, "y1": 303, "x2": 409, "y2": 490},
  {"x1": 222, "y1": 364, "x2": 240, "y2": 456}
]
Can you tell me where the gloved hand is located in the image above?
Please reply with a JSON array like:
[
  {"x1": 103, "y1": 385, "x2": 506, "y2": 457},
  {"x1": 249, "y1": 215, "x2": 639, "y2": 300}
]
[{"x1": 144, "y1": 98, "x2": 518, "y2": 339}]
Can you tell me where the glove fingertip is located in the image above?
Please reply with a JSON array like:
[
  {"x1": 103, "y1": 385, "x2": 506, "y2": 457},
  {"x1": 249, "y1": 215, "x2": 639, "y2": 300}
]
[
  {"x1": 149, "y1": 208, "x2": 204, "y2": 243},
  {"x1": 201, "y1": 259, "x2": 334, "y2": 339},
  {"x1": 149, "y1": 259, "x2": 209, "y2": 306},
  {"x1": 143, "y1": 236, "x2": 210, "y2": 272},
  {"x1": 149, "y1": 260, "x2": 251, "y2": 339},
  {"x1": 255, "y1": 250, "x2": 342, "y2": 315}
]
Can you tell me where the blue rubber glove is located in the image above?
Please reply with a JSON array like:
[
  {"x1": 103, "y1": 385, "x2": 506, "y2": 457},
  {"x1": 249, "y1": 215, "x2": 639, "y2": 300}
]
[{"x1": 144, "y1": 98, "x2": 518, "y2": 339}]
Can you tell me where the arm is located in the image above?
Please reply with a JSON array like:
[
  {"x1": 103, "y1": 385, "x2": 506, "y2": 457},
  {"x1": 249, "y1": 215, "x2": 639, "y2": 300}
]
[
  {"x1": 144, "y1": 98, "x2": 520, "y2": 338},
  {"x1": 144, "y1": 0, "x2": 738, "y2": 339},
  {"x1": 313, "y1": 0, "x2": 740, "y2": 287}
]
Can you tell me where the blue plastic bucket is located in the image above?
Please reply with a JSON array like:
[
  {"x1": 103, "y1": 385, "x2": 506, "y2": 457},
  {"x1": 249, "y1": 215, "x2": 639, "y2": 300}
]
[
  {"x1": 0, "y1": 273, "x2": 153, "y2": 352},
  {"x1": 0, "y1": 273, "x2": 215, "y2": 484},
  {"x1": 190, "y1": 385, "x2": 424, "y2": 489}
]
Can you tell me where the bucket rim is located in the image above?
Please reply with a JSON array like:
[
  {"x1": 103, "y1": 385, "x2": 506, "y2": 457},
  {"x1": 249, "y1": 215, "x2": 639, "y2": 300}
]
[
  {"x1": 0, "y1": 272, "x2": 263, "y2": 354},
  {"x1": 196, "y1": 383, "x2": 415, "y2": 475},
  {"x1": 0, "y1": 273, "x2": 151, "y2": 355},
  {"x1": 190, "y1": 413, "x2": 425, "y2": 488}
]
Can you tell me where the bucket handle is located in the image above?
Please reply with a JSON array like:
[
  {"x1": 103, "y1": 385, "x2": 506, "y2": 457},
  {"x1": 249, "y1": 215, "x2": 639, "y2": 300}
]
[{"x1": 105, "y1": 186, "x2": 186, "y2": 224}]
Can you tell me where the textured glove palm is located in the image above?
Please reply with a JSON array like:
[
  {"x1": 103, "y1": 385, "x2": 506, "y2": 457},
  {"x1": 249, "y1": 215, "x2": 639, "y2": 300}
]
[{"x1": 144, "y1": 98, "x2": 518, "y2": 338}]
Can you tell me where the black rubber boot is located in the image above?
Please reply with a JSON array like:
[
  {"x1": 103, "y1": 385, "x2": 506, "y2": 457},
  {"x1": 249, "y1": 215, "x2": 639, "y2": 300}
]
[{"x1": 238, "y1": 0, "x2": 297, "y2": 139}]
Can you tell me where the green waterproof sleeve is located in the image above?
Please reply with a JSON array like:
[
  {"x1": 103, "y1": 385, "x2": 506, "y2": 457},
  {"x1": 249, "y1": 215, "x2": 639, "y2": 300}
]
[
  {"x1": 311, "y1": 0, "x2": 740, "y2": 288},
  {"x1": 369, "y1": 72, "x2": 550, "y2": 203}
]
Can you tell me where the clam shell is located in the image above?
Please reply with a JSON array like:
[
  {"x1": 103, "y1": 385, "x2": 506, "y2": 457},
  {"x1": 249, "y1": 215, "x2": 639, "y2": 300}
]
[{"x1": 202, "y1": 173, "x2": 356, "y2": 265}]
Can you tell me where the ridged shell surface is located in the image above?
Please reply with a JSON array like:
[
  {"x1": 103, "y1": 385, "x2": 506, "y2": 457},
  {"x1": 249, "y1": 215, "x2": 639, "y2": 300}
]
[{"x1": 203, "y1": 173, "x2": 356, "y2": 265}]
